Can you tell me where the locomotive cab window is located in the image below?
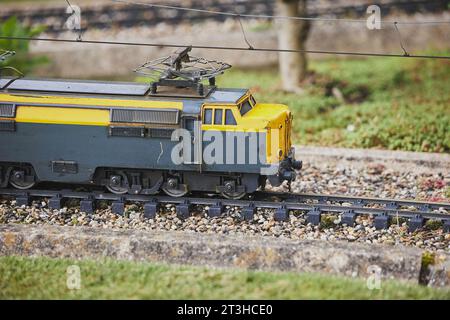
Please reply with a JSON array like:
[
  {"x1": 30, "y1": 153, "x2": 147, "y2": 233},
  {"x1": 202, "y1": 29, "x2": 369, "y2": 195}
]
[
  {"x1": 225, "y1": 109, "x2": 237, "y2": 125},
  {"x1": 214, "y1": 109, "x2": 223, "y2": 125},
  {"x1": 249, "y1": 95, "x2": 256, "y2": 106},
  {"x1": 239, "y1": 99, "x2": 252, "y2": 116},
  {"x1": 203, "y1": 108, "x2": 212, "y2": 124}
]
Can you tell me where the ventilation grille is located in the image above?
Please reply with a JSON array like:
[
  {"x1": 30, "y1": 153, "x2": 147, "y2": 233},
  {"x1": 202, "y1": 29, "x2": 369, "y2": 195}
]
[
  {"x1": 111, "y1": 109, "x2": 179, "y2": 124},
  {"x1": 0, "y1": 120, "x2": 15, "y2": 132},
  {"x1": 109, "y1": 126, "x2": 145, "y2": 138},
  {"x1": 52, "y1": 161, "x2": 78, "y2": 174},
  {"x1": 149, "y1": 128, "x2": 174, "y2": 139},
  {"x1": 0, "y1": 103, "x2": 15, "y2": 118}
]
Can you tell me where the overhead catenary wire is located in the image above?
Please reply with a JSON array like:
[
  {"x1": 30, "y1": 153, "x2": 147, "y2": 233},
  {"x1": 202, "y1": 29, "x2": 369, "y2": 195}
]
[
  {"x1": 109, "y1": 0, "x2": 449, "y2": 58},
  {"x1": 393, "y1": 22, "x2": 409, "y2": 56},
  {"x1": 65, "y1": 0, "x2": 76, "y2": 12},
  {"x1": 1, "y1": 35, "x2": 449, "y2": 60},
  {"x1": 2, "y1": 0, "x2": 449, "y2": 61},
  {"x1": 112, "y1": 0, "x2": 450, "y2": 25},
  {"x1": 232, "y1": 0, "x2": 254, "y2": 50}
]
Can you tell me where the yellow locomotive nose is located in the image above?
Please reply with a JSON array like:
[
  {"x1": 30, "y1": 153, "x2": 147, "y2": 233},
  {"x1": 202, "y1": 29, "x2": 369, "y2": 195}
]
[
  {"x1": 255, "y1": 103, "x2": 292, "y2": 164},
  {"x1": 253, "y1": 103, "x2": 301, "y2": 183},
  {"x1": 203, "y1": 91, "x2": 301, "y2": 188}
]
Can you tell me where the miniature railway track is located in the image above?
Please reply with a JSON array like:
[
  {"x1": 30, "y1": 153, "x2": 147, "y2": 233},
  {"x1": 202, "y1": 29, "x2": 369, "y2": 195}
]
[
  {"x1": 1, "y1": 188, "x2": 449, "y2": 233},
  {"x1": 1, "y1": 0, "x2": 447, "y2": 34}
]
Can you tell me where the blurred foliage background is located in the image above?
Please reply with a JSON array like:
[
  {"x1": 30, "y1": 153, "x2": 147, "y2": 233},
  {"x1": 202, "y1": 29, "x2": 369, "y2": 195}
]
[{"x1": 0, "y1": 16, "x2": 47, "y2": 74}]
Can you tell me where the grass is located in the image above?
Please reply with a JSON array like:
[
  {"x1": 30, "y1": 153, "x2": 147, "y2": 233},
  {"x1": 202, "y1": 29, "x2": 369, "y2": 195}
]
[
  {"x1": 218, "y1": 54, "x2": 450, "y2": 153},
  {"x1": 1, "y1": 256, "x2": 449, "y2": 299}
]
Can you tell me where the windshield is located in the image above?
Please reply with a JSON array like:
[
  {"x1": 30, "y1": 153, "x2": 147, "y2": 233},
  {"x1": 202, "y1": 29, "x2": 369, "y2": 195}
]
[{"x1": 240, "y1": 99, "x2": 252, "y2": 116}]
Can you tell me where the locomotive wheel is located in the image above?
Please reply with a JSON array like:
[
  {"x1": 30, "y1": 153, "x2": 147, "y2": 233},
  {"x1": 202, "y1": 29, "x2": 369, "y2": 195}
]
[
  {"x1": 9, "y1": 168, "x2": 36, "y2": 190},
  {"x1": 219, "y1": 180, "x2": 246, "y2": 199},
  {"x1": 161, "y1": 177, "x2": 188, "y2": 197},
  {"x1": 106, "y1": 184, "x2": 128, "y2": 195},
  {"x1": 162, "y1": 186, "x2": 188, "y2": 197},
  {"x1": 220, "y1": 191, "x2": 246, "y2": 200},
  {"x1": 106, "y1": 172, "x2": 129, "y2": 195}
]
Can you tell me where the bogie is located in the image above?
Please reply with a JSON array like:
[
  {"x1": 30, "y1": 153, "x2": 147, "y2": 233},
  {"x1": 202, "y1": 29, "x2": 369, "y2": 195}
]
[{"x1": 90, "y1": 167, "x2": 259, "y2": 198}]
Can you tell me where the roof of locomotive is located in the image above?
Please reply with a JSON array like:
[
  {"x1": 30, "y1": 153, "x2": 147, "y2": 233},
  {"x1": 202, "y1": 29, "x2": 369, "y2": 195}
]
[{"x1": 0, "y1": 78, "x2": 248, "y2": 106}]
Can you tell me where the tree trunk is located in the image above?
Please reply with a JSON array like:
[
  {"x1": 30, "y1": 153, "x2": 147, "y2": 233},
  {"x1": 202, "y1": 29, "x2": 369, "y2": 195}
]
[{"x1": 277, "y1": 0, "x2": 310, "y2": 93}]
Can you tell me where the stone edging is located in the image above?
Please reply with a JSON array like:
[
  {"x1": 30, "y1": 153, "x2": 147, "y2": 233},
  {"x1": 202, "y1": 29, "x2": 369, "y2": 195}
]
[{"x1": 1, "y1": 224, "x2": 448, "y2": 286}]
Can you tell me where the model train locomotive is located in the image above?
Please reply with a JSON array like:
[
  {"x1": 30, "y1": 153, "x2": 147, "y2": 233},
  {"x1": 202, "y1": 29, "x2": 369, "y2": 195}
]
[{"x1": 0, "y1": 48, "x2": 301, "y2": 199}]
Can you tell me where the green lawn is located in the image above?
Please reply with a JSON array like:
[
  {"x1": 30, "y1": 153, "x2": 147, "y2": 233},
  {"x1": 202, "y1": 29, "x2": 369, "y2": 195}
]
[
  {"x1": 218, "y1": 54, "x2": 450, "y2": 153},
  {"x1": 1, "y1": 256, "x2": 449, "y2": 299}
]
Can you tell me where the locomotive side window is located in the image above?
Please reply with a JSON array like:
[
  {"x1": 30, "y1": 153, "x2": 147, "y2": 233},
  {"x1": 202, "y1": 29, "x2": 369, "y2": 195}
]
[
  {"x1": 250, "y1": 95, "x2": 256, "y2": 106},
  {"x1": 214, "y1": 109, "x2": 223, "y2": 125},
  {"x1": 203, "y1": 108, "x2": 212, "y2": 124},
  {"x1": 225, "y1": 109, "x2": 236, "y2": 125},
  {"x1": 240, "y1": 100, "x2": 252, "y2": 116}
]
